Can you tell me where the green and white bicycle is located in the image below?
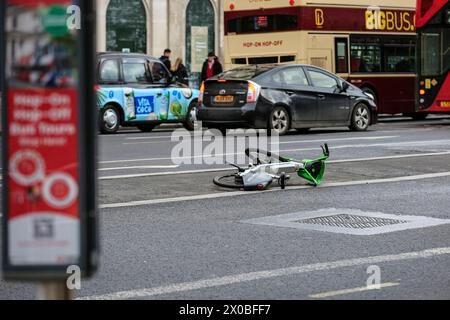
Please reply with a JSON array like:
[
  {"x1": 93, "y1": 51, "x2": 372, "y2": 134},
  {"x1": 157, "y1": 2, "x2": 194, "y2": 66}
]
[{"x1": 213, "y1": 144, "x2": 330, "y2": 191}]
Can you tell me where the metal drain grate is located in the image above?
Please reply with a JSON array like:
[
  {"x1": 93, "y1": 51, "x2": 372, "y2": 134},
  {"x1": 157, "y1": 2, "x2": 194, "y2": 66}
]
[
  {"x1": 241, "y1": 209, "x2": 450, "y2": 235},
  {"x1": 296, "y1": 214, "x2": 408, "y2": 229}
]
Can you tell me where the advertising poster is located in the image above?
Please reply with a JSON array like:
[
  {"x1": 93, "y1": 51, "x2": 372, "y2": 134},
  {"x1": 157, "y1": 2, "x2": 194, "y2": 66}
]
[
  {"x1": 4, "y1": 0, "x2": 80, "y2": 266},
  {"x1": 191, "y1": 26, "x2": 208, "y2": 73}
]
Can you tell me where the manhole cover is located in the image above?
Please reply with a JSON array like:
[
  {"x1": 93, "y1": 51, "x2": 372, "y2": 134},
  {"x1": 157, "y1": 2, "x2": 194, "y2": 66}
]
[
  {"x1": 241, "y1": 209, "x2": 450, "y2": 235},
  {"x1": 295, "y1": 214, "x2": 408, "y2": 229}
]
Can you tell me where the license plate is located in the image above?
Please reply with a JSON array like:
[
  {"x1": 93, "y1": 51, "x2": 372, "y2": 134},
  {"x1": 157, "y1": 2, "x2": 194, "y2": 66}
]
[{"x1": 214, "y1": 95, "x2": 234, "y2": 103}]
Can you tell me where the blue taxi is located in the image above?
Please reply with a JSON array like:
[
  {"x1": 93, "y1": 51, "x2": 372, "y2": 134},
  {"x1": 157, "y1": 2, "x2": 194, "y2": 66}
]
[{"x1": 96, "y1": 52, "x2": 199, "y2": 133}]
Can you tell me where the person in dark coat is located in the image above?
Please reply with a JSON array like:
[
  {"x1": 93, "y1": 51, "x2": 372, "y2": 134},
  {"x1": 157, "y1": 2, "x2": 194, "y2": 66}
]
[
  {"x1": 171, "y1": 58, "x2": 189, "y2": 86},
  {"x1": 201, "y1": 52, "x2": 223, "y2": 82},
  {"x1": 159, "y1": 48, "x2": 172, "y2": 71}
]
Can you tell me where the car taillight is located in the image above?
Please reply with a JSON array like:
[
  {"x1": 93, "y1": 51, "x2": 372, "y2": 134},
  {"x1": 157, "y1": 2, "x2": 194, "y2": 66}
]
[
  {"x1": 199, "y1": 82, "x2": 205, "y2": 104},
  {"x1": 247, "y1": 81, "x2": 260, "y2": 103},
  {"x1": 93, "y1": 85, "x2": 100, "y2": 92}
]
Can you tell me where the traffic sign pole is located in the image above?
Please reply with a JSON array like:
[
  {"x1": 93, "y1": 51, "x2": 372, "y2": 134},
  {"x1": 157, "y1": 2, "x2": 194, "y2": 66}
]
[{"x1": 37, "y1": 282, "x2": 73, "y2": 300}]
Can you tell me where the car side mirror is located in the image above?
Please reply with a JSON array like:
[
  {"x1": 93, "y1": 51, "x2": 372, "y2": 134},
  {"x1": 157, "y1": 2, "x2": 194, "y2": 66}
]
[{"x1": 341, "y1": 81, "x2": 350, "y2": 92}]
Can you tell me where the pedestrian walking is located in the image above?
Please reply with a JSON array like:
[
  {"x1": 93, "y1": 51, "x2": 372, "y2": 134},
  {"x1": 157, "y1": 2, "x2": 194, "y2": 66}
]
[
  {"x1": 171, "y1": 58, "x2": 189, "y2": 86},
  {"x1": 160, "y1": 48, "x2": 172, "y2": 71},
  {"x1": 201, "y1": 52, "x2": 223, "y2": 82}
]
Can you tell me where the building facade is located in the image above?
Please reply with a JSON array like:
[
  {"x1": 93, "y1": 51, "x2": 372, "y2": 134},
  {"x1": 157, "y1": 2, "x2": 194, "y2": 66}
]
[{"x1": 96, "y1": 0, "x2": 224, "y2": 83}]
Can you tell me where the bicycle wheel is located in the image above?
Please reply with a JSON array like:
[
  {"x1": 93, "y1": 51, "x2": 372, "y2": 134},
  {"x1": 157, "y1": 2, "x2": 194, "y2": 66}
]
[
  {"x1": 213, "y1": 174, "x2": 244, "y2": 189},
  {"x1": 245, "y1": 148, "x2": 287, "y2": 165}
]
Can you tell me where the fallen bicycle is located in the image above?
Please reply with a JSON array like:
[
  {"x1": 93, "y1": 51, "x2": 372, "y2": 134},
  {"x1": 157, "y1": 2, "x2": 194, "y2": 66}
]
[{"x1": 213, "y1": 144, "x2": 330, "y2": 191}]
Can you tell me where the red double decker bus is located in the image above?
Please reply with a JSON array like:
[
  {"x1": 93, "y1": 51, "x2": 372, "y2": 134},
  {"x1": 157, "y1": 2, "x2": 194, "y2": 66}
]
[{"x1": 416, "y1": 0, "x2": 450, "y2": 115}]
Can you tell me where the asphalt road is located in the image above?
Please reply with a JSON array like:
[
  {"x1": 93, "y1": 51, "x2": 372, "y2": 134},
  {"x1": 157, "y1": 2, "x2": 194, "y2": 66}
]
[{"x1": 1, "y1": 116, "x2": 450, "y2": 300}]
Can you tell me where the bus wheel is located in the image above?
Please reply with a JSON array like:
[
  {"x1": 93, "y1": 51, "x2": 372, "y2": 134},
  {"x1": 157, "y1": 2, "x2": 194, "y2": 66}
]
[
  {"x1": 350, "y1": 104, "x2": 371, "y2": 131},
  {"x1": 100, "y1": 105, "x2": 120, "y2": 134}
]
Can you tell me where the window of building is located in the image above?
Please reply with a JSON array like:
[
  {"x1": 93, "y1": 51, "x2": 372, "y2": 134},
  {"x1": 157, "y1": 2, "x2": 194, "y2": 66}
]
[
  {"x1": 106, "y1": 0, "x2": 147, "y2": 53},
  {"x1": 186, "y1": 0, "x2": 215, "y2": 87},
  {"x1": 100, "y1": 59, "x2": 120, "y2": 83}
]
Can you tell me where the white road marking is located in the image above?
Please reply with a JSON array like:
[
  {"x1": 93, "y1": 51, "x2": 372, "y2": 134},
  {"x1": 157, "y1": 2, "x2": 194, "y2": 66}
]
[
  {"x1": 98, "y1": 165, "x2": 179, "y2": 171},
  {"x1": 100, "y1": 171, "x2": 450, "y2": 208},
  {"x1": 124, "y1": 135, "x2": 397, "y2": 145},
  {"x1": 125, "y1": 135, "x2": 189, "y2": 140},
  {"x1": 309, "y1": 282, "x2": 400, "y2": 299},
  {"x1": 99, "y1": 167, "x2": 231, "y2": 180},
  {"x1": 98, "y1": 151, "x2": 450, "y2": 179},
  {"x1": 99, "y1": 139, "x2": 450, "y2": 164},
  {"x1": 273, "y1": 136, "x2": 397, "y2": 145},
  {"x1": 78, "y1": 247, "x2": 450, "y2": 300}
]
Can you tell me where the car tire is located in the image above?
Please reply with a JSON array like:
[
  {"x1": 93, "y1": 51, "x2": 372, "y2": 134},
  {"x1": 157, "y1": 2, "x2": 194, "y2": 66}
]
[
  {"x1": 349, "y1": 103, "x2": 371, "y2": 131},
  {"x1": 183, "y1": 102, "x2": 197, "y2": 131},
  {"x1": 137, "y1": 124, "x2": 156, "y2": 133},
  {"x1": 410, "y1": 113, "x2": 428, "y2": 121},
  {"x1": 100, "y1": 105, "x2": 121, "y2": 134},
  {"x1": 269, "y1": 106, "x2": 290, "y2": 136}
]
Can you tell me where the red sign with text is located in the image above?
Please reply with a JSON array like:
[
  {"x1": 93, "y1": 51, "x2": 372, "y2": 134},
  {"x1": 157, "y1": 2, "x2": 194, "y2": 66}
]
[{"x1": 7, "y1": 88, "x2": 80, "y2": 265}]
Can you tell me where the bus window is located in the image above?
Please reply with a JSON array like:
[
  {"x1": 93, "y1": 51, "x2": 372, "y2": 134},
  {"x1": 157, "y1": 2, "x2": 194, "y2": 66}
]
[
  {"x1": 248, "y1": 56, "x2": 278, "y2": 64},
  {"x1": 350, "y1": 44, "x2": 382, "y2": 73},
  {"x1": 335, "y1": 38, "x2": 348, "y2": 73},
  {"x1": 421, "y1": 32, "x2": 441, "y2": 76},
  {"x1": 232, "y1": 58, "x2": 247, "y2": 65},
  {"x1": 443, "y1": 29, "x2": 450, "y2": 74},
  {"x1": 384, "y1": 45, "x2": 415, "y2": 73},
  {"x1": 280, "y1": 55, "x2": 296, "y2": 63},
  {"x1": 227, "y1": 15, "x2": 298, "y2": 34}
]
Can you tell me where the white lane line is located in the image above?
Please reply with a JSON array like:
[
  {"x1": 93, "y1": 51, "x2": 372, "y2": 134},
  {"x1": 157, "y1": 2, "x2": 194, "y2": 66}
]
[
  {"x1": 98, "y1": 165, "x2": 179, "y2": 171},
  {"x1": 123, "y1": 135, "x2": 397, "y2": 145},
  {"x1": 125, "y1": 135, "x2": 189, "y2": 140},
  {"x1": 78, "y1": 247, "x2": 450, "y2": 300},
  {"x1": 99, "y1": 139, "x2": 450, "y2": 164},
  {"x1": 309, "y1": 283, "x2": 400, "y2": 299},
  {"x1": 273, "y1": 136, "x2": 397, "y2": 145},
  {"x1": 99, "y1": 171, "x2": 450, "y2": 208},
  {"x1": 98, "y1": 151, "x2": 450, "y2": 179},
  {"x1": 99, "y1": 167, "x2": 231, "y2": 180}
]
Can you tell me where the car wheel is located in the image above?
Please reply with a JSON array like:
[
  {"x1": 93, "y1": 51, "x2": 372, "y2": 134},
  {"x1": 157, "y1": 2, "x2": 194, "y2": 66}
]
[
  {"x1": 100, "y1": 105, "x2": 120, "y2": 134},
  {"x1": 137, "y1": 124, "x2": 156, "y2": 133},
  {"x1": 183, "y1": 102, "x2": 197, "y2": 131},
  {"x1": 350, "y1": 104, "x2": 371, "y2": 131},
  {"x1": 269, "y1": 106, "x2": 290, "y2": 136}
]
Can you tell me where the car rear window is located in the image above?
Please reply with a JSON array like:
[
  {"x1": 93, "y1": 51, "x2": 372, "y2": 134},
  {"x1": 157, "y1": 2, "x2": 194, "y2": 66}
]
[{"x1": 216, "y1": 67, "x2": 271, "y2": 80}]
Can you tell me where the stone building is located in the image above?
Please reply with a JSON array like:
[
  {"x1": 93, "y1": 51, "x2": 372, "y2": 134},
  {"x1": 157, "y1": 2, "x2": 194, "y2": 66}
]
[{"x1": 95, "y1": 0, "x2": 225, "y2": 83}]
